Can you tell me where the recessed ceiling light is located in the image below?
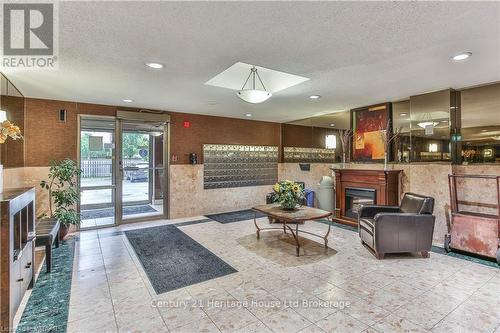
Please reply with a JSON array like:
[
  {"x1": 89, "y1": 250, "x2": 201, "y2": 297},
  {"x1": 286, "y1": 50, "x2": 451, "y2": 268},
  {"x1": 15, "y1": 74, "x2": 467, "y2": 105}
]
[
  {"x1": 451, "y1": 52, "x2": 472, "y2": 62},
  {"x1": 145, "y1": 62, "x2": 164, "y2": 69},
  {"x1": 400, "y1": 113, "x2": 408, "y2": 116},
  {"x1": 329, "y1": 123, "x2": 335, "y2": 127},
  {"x1": 309, "y1": 95, "x2": 321, "y2": 100},
  {"x1": 245, "y1": 113, "x2": 252, "y2": 117},
  {"x1": 122, "y1": 99, "x2": 133, "y2": 103}
]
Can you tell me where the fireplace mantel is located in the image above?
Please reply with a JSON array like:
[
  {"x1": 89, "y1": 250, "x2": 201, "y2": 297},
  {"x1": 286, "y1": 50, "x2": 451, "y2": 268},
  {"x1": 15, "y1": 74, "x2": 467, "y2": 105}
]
[{"x1": 332, "y1": 169, "x2": 402, "y2": 226}]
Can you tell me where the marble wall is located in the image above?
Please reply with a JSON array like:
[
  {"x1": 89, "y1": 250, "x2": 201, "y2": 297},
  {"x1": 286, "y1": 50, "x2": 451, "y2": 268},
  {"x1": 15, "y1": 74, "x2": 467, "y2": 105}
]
[
  {"x1": 169, "y1": 164, "x2": 272, "y2": 218},
  {"x1": 4, "y1": 167, "x2": 52, "y2": 218}
]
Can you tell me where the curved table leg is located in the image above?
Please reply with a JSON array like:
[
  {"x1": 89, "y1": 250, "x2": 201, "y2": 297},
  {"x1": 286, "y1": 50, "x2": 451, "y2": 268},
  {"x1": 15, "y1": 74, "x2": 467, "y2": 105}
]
[
  {"x1": 324, "y1": 218, "x2": 332, "y2": 249},
  {"x1": 254, "y1": 211, "x2": 261, "y2": 239},
  {"x1": 283, "y1": 223, "x2": 300, "y2": 256},
  {"x1": 296, "y1": 223, "x2": 300, "y2": 256}
]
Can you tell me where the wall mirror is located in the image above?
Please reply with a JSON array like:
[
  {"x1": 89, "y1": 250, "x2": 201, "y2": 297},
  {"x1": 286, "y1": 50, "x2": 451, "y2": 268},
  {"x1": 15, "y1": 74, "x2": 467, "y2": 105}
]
[
  {"x1": 282, "y1": 111, "x2": 350, "y2": 163},
  {"x1": 460, "y1": 82, "x2": 500, "y2": 164},
  {"x1": 408, "y1": 89, "x2": 452, "y2": 162},
  {"x1": 0, "y1": 73, "x2": 25, "y2": 168}
]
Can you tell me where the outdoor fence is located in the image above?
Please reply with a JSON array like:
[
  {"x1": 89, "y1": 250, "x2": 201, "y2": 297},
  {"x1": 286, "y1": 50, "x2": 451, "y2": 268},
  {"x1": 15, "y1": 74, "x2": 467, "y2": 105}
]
[{"x1": 81, "y1": 159, "x2": 143, "y2": 178}]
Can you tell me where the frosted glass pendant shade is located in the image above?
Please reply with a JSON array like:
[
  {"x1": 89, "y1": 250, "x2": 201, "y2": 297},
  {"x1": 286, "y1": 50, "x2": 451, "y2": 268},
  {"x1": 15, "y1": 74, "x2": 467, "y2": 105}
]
[{"x1": 236, "y1": 89, "x2": 272, "y2": 104}]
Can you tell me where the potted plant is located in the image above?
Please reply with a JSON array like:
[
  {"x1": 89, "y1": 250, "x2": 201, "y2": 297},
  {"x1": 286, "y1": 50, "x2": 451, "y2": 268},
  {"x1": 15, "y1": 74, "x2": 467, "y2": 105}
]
[
  {"x1": 272, "y1": 180, "x2": 305, "y2": 210},
  {"x1": 40, "y1": 159, "x2": 82, "y2": 238}
]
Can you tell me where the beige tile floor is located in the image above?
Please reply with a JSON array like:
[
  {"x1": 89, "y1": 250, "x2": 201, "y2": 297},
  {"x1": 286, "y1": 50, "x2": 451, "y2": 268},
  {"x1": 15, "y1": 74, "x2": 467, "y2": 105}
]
[{"x1": 67, "y1": 216, "x2": 500, "y2": 333}]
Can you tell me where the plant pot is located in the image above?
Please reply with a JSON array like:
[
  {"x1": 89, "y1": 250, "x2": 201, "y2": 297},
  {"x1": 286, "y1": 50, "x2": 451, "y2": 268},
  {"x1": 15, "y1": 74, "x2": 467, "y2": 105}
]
[
  {"x1": 59, "y1": 224, "x2": 70, "y2": 240},
  {"x1": 280, "y1": 202, "x2": 298, "y2": 211}
]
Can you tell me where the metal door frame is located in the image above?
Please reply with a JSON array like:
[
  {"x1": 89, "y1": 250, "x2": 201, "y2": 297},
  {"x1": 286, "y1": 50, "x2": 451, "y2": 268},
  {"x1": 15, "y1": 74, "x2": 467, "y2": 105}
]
[
  {"x1": 77, "y1": 112, "x2": 170, "y2": 229},
  {"x1": 116, "y1": 111, "x2": 170, "y2": 225}
]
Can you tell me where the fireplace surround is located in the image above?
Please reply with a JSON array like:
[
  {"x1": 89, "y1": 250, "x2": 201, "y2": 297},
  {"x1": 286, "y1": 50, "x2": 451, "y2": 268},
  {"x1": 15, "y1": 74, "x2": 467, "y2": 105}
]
[{"x1": 333, "y1": 169, "x2": 402, "y2": 226}]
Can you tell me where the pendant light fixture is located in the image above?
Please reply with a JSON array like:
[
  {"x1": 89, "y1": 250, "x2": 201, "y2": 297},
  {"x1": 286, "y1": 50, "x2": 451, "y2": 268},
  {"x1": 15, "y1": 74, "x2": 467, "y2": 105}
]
[{"x1": 237, "y1": 66, "x2": 272, "y2": 103}]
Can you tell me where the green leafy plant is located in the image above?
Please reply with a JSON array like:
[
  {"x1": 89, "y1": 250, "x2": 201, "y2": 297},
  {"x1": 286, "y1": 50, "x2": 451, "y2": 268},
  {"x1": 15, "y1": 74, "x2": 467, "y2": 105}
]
[
  {"x1": 40, "y1": 159, "x2": 82, "y2": 226},
  {"x1": 272, "y1": 180, "x2": 305, "y2": 210}
]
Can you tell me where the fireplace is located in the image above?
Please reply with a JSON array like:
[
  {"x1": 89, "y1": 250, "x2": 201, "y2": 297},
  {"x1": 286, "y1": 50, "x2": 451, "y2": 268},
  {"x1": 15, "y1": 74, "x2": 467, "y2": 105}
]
[
  {"x1": 333, "y1": 169, "x2": 401, "y2": 226},
  {"x1": 345, "y1": 187, "x2": 376, "y2": 219}
]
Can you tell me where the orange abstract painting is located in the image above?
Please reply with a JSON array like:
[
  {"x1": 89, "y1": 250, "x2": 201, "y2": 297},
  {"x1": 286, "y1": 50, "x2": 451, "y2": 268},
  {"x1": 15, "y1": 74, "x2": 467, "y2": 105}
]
[{"x1": 352, "y1": 105, "x2": 389, "y2": 161}]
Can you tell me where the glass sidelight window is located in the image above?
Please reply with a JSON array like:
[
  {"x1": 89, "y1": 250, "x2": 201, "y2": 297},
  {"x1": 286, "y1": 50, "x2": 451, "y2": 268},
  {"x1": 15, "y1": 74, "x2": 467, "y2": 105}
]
[{"x1": 79, "y1": 117, "x2": 117, "y2": 229}]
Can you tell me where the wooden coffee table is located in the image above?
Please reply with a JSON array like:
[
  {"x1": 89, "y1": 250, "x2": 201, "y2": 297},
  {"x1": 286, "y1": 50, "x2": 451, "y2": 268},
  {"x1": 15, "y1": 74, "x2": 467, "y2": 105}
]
[{"x1": 252, "y1": 204, "x2": 333, "y2": 256}]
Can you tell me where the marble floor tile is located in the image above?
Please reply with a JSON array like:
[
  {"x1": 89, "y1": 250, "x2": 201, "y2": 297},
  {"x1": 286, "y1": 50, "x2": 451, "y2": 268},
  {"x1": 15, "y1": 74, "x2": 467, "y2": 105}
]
[
  {"x1": 293, "y1": 296, "x2": 340, "y2": 323},
  {"x1": 393, "y1": 302, "x2": 446, "y2": 330},
  {"x1": 315, "y1": 311, "x2": 369, "y2": 333},
  {"x1": 261, "y1": 307, "x2": 312, "y2": 333},
  {"x1": 170, "y1": 317, "x2": 221, "y2": 333},
  {"x1": 66, "y1": 311, "x2": 118, "y2": 333},
  {"x1": 208, "y1": 306, "x2": 259, "y2": 333},
  {"x1": 342, "y1": 300, "x2": 390, "y2": 326},
  {"x1": 234, "y1": 320, "x2": 273, "y2": 333},
  {"x1": 371, "y1": 314, "x2": 429, "y2": 333}
]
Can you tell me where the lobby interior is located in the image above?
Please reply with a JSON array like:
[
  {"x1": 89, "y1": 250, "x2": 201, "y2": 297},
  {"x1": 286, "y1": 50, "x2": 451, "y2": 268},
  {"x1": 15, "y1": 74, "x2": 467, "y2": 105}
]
[{"x1": 0, "y1": 2, "x2": 499, "y2": 333}]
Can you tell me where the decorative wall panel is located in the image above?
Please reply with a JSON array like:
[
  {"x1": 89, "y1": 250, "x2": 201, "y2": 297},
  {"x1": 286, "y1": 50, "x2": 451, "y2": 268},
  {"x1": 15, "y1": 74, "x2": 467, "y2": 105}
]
[
  {"x1": 283, "y1": 147, "x2": 336, "y2": 163},
  {"x1": 203, "y1": 144, "x2": 278, "y2": 189}
]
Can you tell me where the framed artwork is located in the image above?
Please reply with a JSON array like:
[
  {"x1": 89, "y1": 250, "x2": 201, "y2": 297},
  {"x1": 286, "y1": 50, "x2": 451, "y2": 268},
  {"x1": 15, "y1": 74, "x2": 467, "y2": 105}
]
[{"x1": 351, "y1": 103, "x2": 392, "y2": 161}]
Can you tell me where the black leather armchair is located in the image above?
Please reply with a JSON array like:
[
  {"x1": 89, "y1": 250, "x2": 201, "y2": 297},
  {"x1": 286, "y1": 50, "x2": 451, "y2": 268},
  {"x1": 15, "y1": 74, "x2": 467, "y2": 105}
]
[{"x1": 358, "y1": 193, "x2": 435, "y2": 259}]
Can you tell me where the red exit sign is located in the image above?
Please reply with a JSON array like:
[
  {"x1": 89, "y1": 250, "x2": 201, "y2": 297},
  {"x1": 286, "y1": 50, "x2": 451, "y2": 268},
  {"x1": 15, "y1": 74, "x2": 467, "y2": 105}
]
[{"x1": 183, "y1": 121, "x2": 191, "y2": 128}]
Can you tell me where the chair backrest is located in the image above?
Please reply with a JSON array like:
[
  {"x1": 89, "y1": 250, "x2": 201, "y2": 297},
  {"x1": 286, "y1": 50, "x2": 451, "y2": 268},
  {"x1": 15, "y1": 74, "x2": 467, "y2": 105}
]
[{"x1": 400, "y1": 193, "x2": 435, "y2": 215}]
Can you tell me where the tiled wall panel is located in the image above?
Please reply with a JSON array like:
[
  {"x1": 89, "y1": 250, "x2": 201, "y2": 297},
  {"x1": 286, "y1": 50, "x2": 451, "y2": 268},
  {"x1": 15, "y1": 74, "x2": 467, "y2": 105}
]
[{"x1": 203, "y1": 144, "x2": 278, "y2": 189}]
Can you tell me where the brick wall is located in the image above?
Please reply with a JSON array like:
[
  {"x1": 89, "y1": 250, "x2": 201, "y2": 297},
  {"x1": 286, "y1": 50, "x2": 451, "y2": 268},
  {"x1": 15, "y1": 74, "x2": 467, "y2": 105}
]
[{"x1": 24, "y1": 97, "x2": 281, "y2": 166}]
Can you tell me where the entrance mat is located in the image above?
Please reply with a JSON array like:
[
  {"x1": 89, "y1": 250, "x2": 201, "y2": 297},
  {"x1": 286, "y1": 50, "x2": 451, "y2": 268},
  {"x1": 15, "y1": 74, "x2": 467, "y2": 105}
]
[
  {"x1": 16, "y1": 238, "x2": 75, "y2": 333},
  {"x1": 81, "y1": 205, "x2": 157, "y2": 220},
  {"x1": 205, "y1": 209, "x2": 266, "y2": 224},
  {"x1": 125, "y1": 225, "x2": 237, "y2": 294}
]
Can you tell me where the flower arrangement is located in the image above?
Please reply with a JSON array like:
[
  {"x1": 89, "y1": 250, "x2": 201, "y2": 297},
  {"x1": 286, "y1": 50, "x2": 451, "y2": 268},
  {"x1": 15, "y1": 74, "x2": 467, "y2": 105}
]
[
  {"x1": 0, "y1": 120, "x2": 23, "y2": 143},
  {"x1": 272, "y1": 180, "x2": 305, "y2": 210},
  {"x1": 462, "y1": 149, "x2": 476, "y2": 163},
  {"x1": 339, "y1": 129, "x2": 352, "y2": 168}
]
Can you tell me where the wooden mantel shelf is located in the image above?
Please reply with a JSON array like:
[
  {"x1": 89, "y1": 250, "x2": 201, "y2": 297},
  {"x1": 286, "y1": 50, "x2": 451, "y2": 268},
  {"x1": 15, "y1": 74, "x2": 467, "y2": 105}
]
[{"x1": 332, "y1": 169, "x2": 402, "y2": 226}]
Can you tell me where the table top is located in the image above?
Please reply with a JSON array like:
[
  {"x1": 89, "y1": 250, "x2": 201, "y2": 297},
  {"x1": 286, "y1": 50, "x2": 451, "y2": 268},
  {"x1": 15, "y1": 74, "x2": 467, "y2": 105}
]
[{"x1": 252, "y1": 204, "x2": 332, "y2": 222}]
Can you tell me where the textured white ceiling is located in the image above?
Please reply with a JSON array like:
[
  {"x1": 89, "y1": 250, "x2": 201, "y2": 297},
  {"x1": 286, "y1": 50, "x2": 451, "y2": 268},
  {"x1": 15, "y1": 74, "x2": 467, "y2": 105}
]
[{"x1": 2, "y1": 1, "x2": 500, "y2": 123}]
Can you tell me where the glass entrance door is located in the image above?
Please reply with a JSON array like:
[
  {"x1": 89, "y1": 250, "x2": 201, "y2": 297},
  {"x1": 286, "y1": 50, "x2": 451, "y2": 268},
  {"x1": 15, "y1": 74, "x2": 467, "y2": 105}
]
[
  {"x1": 78, "y1": 115, "x2": 169, "y2": 229},
  {"x1": 79, "y1": 117, "x2": 117, "y2": 229},
  {"x1": 117, "y1": 121, "x2": 167, "y2": 223}
]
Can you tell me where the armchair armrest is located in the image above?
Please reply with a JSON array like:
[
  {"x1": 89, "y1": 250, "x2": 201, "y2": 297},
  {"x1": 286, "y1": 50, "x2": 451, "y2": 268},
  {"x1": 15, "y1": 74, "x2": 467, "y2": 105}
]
[
  {"x1": 373, "y1": 213, "x2": 435, "y2": 253},
  {"x1": 358, "y1": 205, "x2": 400, "y2": 219}
]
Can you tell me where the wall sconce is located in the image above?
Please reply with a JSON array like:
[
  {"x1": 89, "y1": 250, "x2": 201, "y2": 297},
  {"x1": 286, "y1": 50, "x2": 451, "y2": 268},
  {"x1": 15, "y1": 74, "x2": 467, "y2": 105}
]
[
  {"x1": 325, "y1": 135, "x2": 336, "y2": 149},
  {"x1": 189, "y1": 153, "x2": 198, "y2": 165},
  {"x1": 428, "y1": 143, "x2": 438, "y2": 152},
  {"x1": 483, "y1": 149, "x2": 493, "y2": 158}
]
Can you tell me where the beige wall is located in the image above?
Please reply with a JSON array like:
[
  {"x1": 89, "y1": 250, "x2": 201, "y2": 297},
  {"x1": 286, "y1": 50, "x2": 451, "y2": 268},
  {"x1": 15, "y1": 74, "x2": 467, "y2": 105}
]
[{"x1": 169, "y1": 164, "x2": 272, "y2": 218}]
